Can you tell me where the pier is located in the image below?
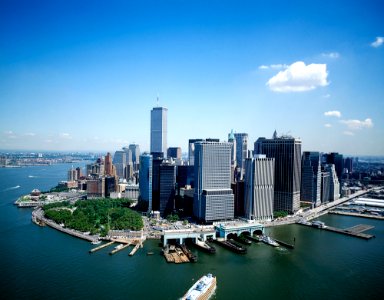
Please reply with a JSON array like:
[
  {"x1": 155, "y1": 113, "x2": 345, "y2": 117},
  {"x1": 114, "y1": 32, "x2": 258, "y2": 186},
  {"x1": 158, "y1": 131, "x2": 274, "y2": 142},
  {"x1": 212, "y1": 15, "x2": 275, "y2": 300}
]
[
  {"x1": 329, "y1": 211, "x2": 384, "y2": 220},
  {"x1": 89, "y1": 241, "x2": 115, "y2": 253},
  {"x1": 297, "y1": 222, "x2": 375, "y2": 239},
  {"x1": 273, "y1": 238, "x2": 295, "y2": 249},
  {"x1": 129, "y1": 243, "x2": 141, "y2": 256},
  {"x1": 109, "y1": 243, "x2": 131, "y2": 255}
]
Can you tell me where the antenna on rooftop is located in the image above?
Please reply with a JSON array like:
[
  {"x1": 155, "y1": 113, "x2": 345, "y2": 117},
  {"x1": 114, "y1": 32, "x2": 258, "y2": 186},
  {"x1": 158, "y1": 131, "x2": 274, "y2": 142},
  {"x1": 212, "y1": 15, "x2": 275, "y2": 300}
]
[{"x1": 156, "y1": 95, "x2": 160, "y2": 107}]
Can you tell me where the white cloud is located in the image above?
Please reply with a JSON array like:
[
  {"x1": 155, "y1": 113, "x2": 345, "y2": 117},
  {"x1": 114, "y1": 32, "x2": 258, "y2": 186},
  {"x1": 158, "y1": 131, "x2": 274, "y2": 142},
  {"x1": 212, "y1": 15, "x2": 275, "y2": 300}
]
[
  {"x1": 25, "y1": 133, "x2": 36, "y2": 137},
  {"x1": 324, "y1": 123, "x2": 332, "y2": 128},
  {"x1": 340, "y1": 118, "x2": 373, "y2": 130},
  {"x1": 324, "y1": 110, "x2": 341, "y2": 118},
  {"x1": 322, "y1": 52, "x2": 340, "y2": 59},
  {"x1": 59, "y1": 133, "x2": 72, "y2": 139},
  {"x1": 258, "y1": 64, "x2": 288, "y2": 70},
  {"x1": 343, "y1": 131, "x2": 355, "y2": 136},
  {"x1": 323, "y1": 94, "x2": 331, "y2": 98},
  {"x1": 371, "y1": 37, "x2": 384, "y2": 48},
  {"x1": 266, "y1": 61, "x2": 328, "y2": 92}
]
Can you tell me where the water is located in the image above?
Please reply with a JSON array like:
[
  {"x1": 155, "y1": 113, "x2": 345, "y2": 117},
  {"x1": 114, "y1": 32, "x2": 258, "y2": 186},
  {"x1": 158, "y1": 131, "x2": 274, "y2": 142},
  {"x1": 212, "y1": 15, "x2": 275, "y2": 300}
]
[{"x1": 1, "y1": 164, "x2": 383, "y2": 299}]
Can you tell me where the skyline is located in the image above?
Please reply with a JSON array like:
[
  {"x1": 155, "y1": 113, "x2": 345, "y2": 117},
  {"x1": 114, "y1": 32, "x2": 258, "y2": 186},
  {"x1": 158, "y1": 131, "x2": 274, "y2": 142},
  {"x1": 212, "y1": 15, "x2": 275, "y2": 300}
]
[{"x1": 1, "y1": 1, "x2": 383, "y2": 155}]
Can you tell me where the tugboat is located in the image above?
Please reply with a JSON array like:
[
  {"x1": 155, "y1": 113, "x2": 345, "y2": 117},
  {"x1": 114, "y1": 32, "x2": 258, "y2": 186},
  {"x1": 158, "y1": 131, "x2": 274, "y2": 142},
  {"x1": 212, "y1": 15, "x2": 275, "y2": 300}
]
[
  {"x1": 261, "y1": 235, "x2": 279, "y2": 247},
  {"x1": 181, "y1": 273, "x2": 216, "y2": 300},
  {"x1": 194, "y1": 237, "x2": 216, "y2": 254}
]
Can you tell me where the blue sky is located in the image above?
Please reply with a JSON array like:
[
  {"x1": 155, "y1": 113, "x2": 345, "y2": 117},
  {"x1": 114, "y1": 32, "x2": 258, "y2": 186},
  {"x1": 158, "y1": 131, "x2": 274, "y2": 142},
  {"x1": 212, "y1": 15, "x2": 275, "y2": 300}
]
[{"x1": 1, "y1": 0, "x2": 383, "y2": 155}]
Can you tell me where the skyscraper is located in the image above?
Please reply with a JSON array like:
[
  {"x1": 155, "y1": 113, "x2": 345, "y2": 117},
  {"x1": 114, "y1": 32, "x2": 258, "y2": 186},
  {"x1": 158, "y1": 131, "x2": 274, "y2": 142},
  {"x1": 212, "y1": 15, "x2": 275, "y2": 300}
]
[
  {"x1": 234, "y1": 133, "x2": 248, "y2": 179},
  {"x1": 167, "y1": 147, "x2": 182, "y2": 159},
  {"x1": 228, "y1": 130, "x2": 237, "y2": 182},
  {"x1": 150, "y1": 107, "x2": 167, "y2": 156},
  {"x1": 244, "y1": 155, "x2": 274, "y2": 221},
  {"x1": 113, "y1": 150, "x2": 126, "y2": 179},
  {"x1": 128, "y1": 144, "x2": 140, "y2": 170},
  {"x1": 324, "y1": 164, "x2": 340, "y2": 201},
  {"x1": 255, "y1": 133, "x2": 302, "y2": 213},
  {"x1": 193, "y1": 141, "x2": 234, "y2": 223},
  {"x1": 301, "y1": 151, "x2": 321, "y2": 208},
  {"x1": 188, "y1": 139, "x2": 203, "y2": 165},
  {"x1": 104, "y1": 152, "x2": 113, "y2": 176},
  {"x1": 159, "y1": 162, "x2": 176, "y2": 216},
  {"x1": 139, "y1": 153, "x2": 153, "y2": 212}
]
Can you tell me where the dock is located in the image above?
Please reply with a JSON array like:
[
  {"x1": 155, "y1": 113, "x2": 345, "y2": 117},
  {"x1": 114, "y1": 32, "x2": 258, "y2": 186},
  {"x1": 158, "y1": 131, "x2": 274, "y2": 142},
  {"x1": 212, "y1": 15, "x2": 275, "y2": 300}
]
[
  {"x1": 329, "y1": 211, "x2": 384, "y2": 220},
  {"x1": 162, "y1": 245, "x2": 190, "y2": 264},
  {"x1": 297, "y1": 222, "x2": 375, "y2": 239},
  {"x1": 109, "y1": 243, "x2": 131, "y2": 255},
  {"x1": 129, "y1": 243, "x2": 140, "y2": 256},
  {"x1": 89, "y1": 241, "x2": 115, "y2": 253}
]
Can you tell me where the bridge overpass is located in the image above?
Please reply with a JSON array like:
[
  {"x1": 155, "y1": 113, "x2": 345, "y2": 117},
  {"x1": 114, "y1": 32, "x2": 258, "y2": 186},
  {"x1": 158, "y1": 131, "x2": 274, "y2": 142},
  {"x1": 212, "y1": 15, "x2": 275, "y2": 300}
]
[
  {"x1": 162, "y1": 228, "x2": 216, "y2": 246},
  {"x1": 215, "y1": 222, "x2": 264, "y2": 239}
]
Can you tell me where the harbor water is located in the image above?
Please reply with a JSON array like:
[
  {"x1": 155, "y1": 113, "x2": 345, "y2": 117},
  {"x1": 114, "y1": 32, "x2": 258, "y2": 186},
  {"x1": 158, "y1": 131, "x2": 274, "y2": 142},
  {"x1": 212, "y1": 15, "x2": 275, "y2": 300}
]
[{"x1": 1, "y1": 164, "x2": 383, "y2": 299}]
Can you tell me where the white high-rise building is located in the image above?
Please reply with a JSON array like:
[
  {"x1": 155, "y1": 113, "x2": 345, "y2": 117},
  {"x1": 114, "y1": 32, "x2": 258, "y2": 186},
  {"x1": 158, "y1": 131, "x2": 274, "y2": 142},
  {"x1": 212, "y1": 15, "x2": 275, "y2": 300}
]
[
  {"x1": 193, "y1": 141, "x2": 234, "y2": 222},
  {"x1": 324, "y1": 164, "x2": 340, "y2": 201},
  {"x1": 244, "y1": 155, "x2": 274, "y2": 221},
  {"x1": 150, "y1": 107, "x2": 167, "y2": 156}
]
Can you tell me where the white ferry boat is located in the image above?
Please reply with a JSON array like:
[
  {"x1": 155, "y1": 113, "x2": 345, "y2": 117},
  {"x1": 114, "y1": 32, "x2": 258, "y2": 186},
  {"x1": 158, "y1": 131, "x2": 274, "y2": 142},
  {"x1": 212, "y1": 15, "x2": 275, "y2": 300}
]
[{"x1": 181, "y1": 273, "x2": 216, "y2": 300}]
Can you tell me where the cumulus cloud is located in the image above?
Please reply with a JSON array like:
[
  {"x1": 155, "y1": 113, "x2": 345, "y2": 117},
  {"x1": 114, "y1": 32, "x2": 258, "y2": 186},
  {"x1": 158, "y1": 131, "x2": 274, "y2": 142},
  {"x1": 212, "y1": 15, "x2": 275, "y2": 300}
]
[
  {"x1": 266, "y1": 61, "x2": 328, "y2": 92},
  {"x1": 340, "y1": 118, "x2": 373, "y2": 130},
  {"x1": 371, "y1": 37, "x2": 384, "y2": 48},
  {"x1": 323, "y1": 94, "x2": 331, "y2": 98},
  {"x1": 322, "y1": 52, "x2": 340, "y2": 59},
  {"x1": 343, "y1": 131, "x2": 355, "y2": 136},
  {"x1": 324, "y1": 110, "x2": 341, "y2": 118},
  {"x1": 25, "y1": 133, "x2": 36, "y2": 137},
  {"x1": 258, "y1": 65, "x2": 269, "y2": 70},
  {"x1": 324, "y1": 123, "x2": 332, "y2": 128}
]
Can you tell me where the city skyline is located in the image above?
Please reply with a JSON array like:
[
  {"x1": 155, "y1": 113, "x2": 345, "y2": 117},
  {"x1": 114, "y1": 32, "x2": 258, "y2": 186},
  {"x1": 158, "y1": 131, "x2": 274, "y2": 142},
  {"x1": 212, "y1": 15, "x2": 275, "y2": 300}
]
[{"x1": 1, "y1": 1, "x2": 383, "y2": 155}]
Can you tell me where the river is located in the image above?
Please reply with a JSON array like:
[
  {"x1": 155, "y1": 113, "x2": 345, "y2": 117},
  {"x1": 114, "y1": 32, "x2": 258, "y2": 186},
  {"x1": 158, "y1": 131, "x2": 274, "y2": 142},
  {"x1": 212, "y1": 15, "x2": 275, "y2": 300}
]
[{"x1": 0, "y1": 163, "x2": 383, "y2": 299}]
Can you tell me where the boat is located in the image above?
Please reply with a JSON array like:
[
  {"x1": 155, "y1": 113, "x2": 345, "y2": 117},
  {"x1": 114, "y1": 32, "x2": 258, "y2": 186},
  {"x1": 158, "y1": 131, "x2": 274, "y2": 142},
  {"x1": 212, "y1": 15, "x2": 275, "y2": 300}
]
[
  {"x1": 180, "y1": 244, "x2": 198, "y2": 262},
  {"x1": 194, "y1": 237, "x2": 216, "y2": 254},
  {"x1": 213, "y1": 239, "x2": 247, "y2": 254},
  {"x1": 261, "y1": 235, "x2": 279, "y2": 247},
  {"x1": 91, "y1": 240, "x2": 102, "y2": 245},
  {"x1": 114, "y1": 244, "x2": 124, "y2": 250},
  {"x1": 234, "y1": 235, "x2": 252, "y2": 245},
  {"x1": 147, "y1": 251, "x2": 154, "y2": 255},
  {"x1": 181, "y1": 273, "x2": 216, "y2": 300}
]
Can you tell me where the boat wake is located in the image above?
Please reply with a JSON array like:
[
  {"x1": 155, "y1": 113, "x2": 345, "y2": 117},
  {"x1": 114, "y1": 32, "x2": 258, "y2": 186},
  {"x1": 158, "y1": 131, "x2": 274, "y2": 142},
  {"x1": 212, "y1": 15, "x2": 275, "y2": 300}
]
[
  {"x1": 28, "y1": 175, "x2": 37, "y2": 178},
  {"x1": 2, "y1": 185, "x2": 21, "y2": 192}
]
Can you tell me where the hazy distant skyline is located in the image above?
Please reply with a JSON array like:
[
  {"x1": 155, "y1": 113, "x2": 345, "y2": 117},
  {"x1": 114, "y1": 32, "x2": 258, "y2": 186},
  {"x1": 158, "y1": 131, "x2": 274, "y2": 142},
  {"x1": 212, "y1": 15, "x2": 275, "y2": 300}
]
[{"x1": 1, "y1": 1, "x2": 383, "y2": 155}]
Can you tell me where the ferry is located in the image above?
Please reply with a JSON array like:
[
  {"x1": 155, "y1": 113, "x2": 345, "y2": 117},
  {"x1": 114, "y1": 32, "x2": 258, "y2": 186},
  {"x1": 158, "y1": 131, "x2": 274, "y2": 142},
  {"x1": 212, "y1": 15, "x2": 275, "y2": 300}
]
[
  {"x1": 181, "y1": 273, "x2": 216, "y2": 300},
  {"x1": 194, "y1": 237, "x2": 216, "y2": 254}
]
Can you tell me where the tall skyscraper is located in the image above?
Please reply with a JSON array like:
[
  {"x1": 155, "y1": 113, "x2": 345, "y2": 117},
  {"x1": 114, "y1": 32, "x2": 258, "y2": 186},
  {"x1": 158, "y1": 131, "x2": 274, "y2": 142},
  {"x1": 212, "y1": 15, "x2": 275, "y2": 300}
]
[
  {"x1": 128, "y1": 144, "x2": 140, "y2": 170},
  {"x1": 301, "y1": 151, "x2": 321, "y2": 208},
  {"x1": 321, "y1": 171, "x2": 330, "y2": 203},
  {"x1": 193, "y1": 141, "x2": 234, "y2": 222},
  {"x1": 255, "y1": 133, "x2": 302, "y2": 213},
  {"x1": 234, "y1": 133, "x2": 248, "y2": 179},
  {"x1": 139, "y1": 153, "x2": 153, "y2": 212},
  {"x1": 244, "y1": 155, "x2": 275, "y2": 221},
  {"x1": 324, "y1": 164, "x2": 340, "y2": 201},
  {"x1": 104, "y1": 152, "x2": 113, "y2": 176},
  {"x1": 150, "y1": 107, "x2": 167, "y2": 156},
  {"x1": 113, "y1": 150, "x2": 126, "y2": 179},
  {"x1": 159, "y1": 162, "x2": 176, "y2": 216},
  {"x1": 228, "y1": 130, "x2": 237, "y2": 182},
  {"x1": 188, "y1": 139, "x2": 203, "y2": 165}
]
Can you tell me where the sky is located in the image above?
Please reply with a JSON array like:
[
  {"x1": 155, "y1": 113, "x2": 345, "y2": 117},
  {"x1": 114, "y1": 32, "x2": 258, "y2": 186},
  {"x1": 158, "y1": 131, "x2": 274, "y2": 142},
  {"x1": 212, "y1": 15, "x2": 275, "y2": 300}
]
[{"x1": 1, "y1": 0, "x2": 383, "y2": 155}]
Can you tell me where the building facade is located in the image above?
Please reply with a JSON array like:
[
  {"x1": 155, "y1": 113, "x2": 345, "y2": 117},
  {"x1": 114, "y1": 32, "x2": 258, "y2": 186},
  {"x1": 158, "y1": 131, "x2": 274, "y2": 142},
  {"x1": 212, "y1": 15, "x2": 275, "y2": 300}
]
[
  {"x1": 255, "y1": 134, "x2": 302, "y2": 213},
  {"x1": 167, "y1": 147, "x2": 182, "y2": 159},
  {"x1": 234, "y1": 133, "x2": 248, "y2": 179},
  {"x1": 159, "y1": 162, "x2": 176, "y2": 216},
  {"x1": 301, "y1": 151, "x2": 321, "y2": 208},
  {"x1": 139, "y1": 153, "x2": 153, "y2": 212},
  {"x1": 150, "y1": 107, "x2": 168, "y2": 156},
  {"x1": 244, "y1": 155, "x2": 274, "y2": 221},
  {"x1": 193, "y1": 141, "x2": 234, "y2": 223}
]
